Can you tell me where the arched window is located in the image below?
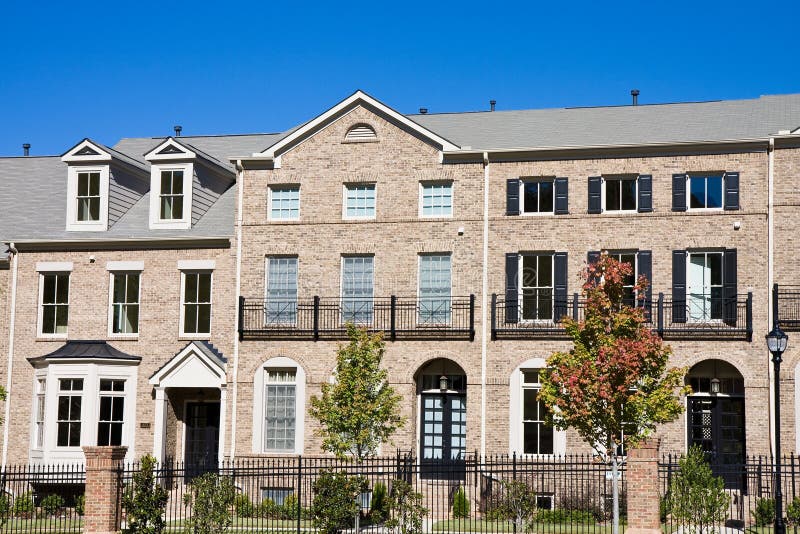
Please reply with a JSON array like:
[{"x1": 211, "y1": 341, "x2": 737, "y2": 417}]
[
  {"x1": 252, "y1": 357, "x2": 306, "y2": 454},
  {"x1": 344, "y1": 124, "x2": 377, "y2": 142}
]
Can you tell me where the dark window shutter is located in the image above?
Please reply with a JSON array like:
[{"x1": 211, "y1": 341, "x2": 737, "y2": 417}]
[
  {"x1": 672, "y1": 174, "x2": 687, "y2": 212},
  {"x1": 554, "y1": 252, "x2": 568, "y2": 320},
  {"x1": 587, "y1": 251, "x2": 601, "y2": 266},
  {"x1": 505, "y1": 253, "x2": 519, "y2": 323},
  {"x1": 637, "y1": 250, "x2": 653, "y2": 318},
  {"x1": 638, "y1": 174, "x2": 653, "y2": 213},
  {"x1": 588, "y1": 176, "x2": 602, "y2": 214},
  {"x1": 724, "y1": 172, "x2": 740, "y2": 210},
  {"x1": 506, "y1": 179, "x2": 520, "y2": 216},
  {"x1": 554, "y1": 177, "x2": 569, "y2": 214},
  {"x1": 723, "y1": 249, "x2": 738, "y2": 326},
  {"x1": 672, "y1": 250, "x2": 687, "y2": 323}
]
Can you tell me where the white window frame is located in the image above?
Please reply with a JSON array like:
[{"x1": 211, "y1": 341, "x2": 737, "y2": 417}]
[
  {"x1": 65, "y1": 166, "x2": 109, "y2": 232},
  {"x1": 686, "y1": 173, "x2": 725, "y2": 211},
  {"x1": 686, "y1": 250, "x2": 724, "y2": 322},
  {"x1": 509, "y1": 359, "x2": 566, "y2": 456},
  {"x1": 419, "y1": 181, "x2": 453, "y2": 218},
  {"x1": 107, "y1": 271, "x2": 142, "y2": 338},
  {"x1": 340, "y1": 255, "x2": 375, "y2": 325},
  {"x1": 264, "y1": 256, "x2": 299, "y2": 325},
  {"x1": 268, "y1": 185, "x2": 301, "y2": 221},
  {"x1": 607, "y1": 251, "x2": 638, "y2": 304},
  {"x1": 55, "y1": 377, "x2": 84, "y2": 449},
  {"x1": 96, "y1": 379, "x2": 126, "y2": 447},
  {"x1": 520, "y1": 177, "x2": 555, "y2": 215},
  {"x1": 417, "y1": 253, "x2": 452, "y2": 325},
  {"x1": 252, "y1": 357, "x2": 306, "y2": 454},
  {"x1": 342, "y1": 183, "x2": 377, "y2": 220},
  {"x1": 518, "y1": 253, "x2": 555, "y2": 323},
  {"x1": 34, "y1": 379, "x2": 46, "y2": 450},
  {"x1": 149, "y1": 162, "x2": 193, "y2": 229},
  {"x1": 179, "y1": 270, "x2": 213, "y2": 338},
  {"x1": 37, "y1": 272, "x2": 70, "y2": 339},
  {"x1": 602, "y1": 175, "x2": 638, "y2": 213}
]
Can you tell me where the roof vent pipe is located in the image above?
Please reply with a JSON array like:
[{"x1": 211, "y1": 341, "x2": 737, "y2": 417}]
[
  {"x1": 22, "y1": 143, "x2": 30, "y2": 156},
  {"x1": 490, "y1": 100, "x2": 496, "y2": 112},
  {"x1": 631, "y1": 89, "x2": 640, "y2": 106},
  {"x1": 174, "y1": 125, "x2": 182, "y2": 136},
  {"x1": 419, "y1": 108, "x2": 428, "y2": 114}
]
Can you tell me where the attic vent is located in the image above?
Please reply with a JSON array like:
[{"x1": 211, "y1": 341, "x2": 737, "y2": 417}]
[
  {"x1": 345, "y1": 124, "x2": 377, "y2": 142},
  {"x1": 75, "y1": 146, "x2": 101, "y2": 156}
]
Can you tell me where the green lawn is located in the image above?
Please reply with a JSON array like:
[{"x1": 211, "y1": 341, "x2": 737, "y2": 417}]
[
  {"x1": 2, "y1": 517, "x2": 82, "y2": 533},
  {"x1": 431, "y1": 519, "x2": 619, "y2": 533}
]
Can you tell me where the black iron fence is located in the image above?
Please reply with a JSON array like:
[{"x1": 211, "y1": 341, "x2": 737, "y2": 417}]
[
  {"x1": 492, "y1": 292, "x2": 751, "y2": 341},
  {"x1": 239, "y1": 295, "x2": 475, "y2": 341},
  {"x1": 118, "y1": 453, "x2": 625, "y2": 533},
  {"x1": 0, "y1": 463, "x2": 84, "y2": 534},
  {"x1": 776, "y1": 284, "x2": 800, "y2": 331}
]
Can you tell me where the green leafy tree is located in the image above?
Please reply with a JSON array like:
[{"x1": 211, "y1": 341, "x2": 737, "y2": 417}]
[
  {"x1": 182, "y1": 472, "x2": 235, "y2": 534},
  {"x1": 665, "y1": 446, "x2": 731, "y2": 531},
  {"x1": 491, "y1": 480, "x2": 537, "y2": 531},
  {"x1": 538, "y1": 253, "x2": 689, "y2": 534},
  {"x1": 452, "y1": 486, "x2": 470, "y2": 519},
  {"x1": 122, "y1": 455, "x2": 168, "y2": 534},
  {"x1": 309, "y1": 325, "x2": 406, "y2": 460},
  {"x1": 310, "y1": 470, "x2": 367, "y2": 534},
  {"x1": 385, "y1": 480, "x2": 428, "y2": 534}
]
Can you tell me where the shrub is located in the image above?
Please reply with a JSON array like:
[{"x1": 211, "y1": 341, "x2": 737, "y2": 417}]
[
  {"x1": 280, "y1": 494, "x2": 301, "y2": 520},
  {"x1": 368, "y1": 482, "x2": 389, "y2": 523},
  {"x1": 122, "y1": 454, "x2": 168, "y2": 534},
  {"x1": 0, "y1": 493, "x2": 10, "y2": 527},
  {"x1": 234, "y1": 493, "x2": 255, "y2": 518},
  {"x1": 534, "y1": 509, "x2": 597, "y2": 524},
  {"x1": 486, "y1": 480, "x2": 536, "y2": 528},
  {"x1": 452, "y1": 486, "x2": 470, "y2": 519},
  {"x1": 557, "y1": 491, "x2": 603, "y2": 521},
  {"x1": 74, "y1": 494, "x2": 85, "y2": 516},
  {"x1": 386, "y1": 479, "x2": 428, "y2": 534},
  {"x1": 754, "y1": 497, "x2": 776, "y2": 527},
  {"x1": 258, "y1": 498, "x2": 278, "y2": 518},
  {"x1": 182, "y1": 472, "x2": 236, "y2": 534},
  {"x1": 664, "y1": 446, "x2": 730, "y2": 531},
  {"x1": 11, "y1": 492, "x2": 35, "y2": 518},
  {"x1": 310, "y1": 470, "x2": 366, "y2": 534},
  {"x1": 787, "y1": 496, "x2": 800, "y2": 525},
  {"x1": 40, "y1": 494, "x2": 65, "y2": 516}
]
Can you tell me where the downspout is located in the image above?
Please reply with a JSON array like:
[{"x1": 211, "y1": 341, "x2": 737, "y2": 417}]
[
  {"x1": 767, "y1": 138, "x2": 776, "y2": 455},
  {"x1": 2, "y1": 243, "x2": 19, "y2": 468},
  {"x1": 480, "y1": 152, "x2": 489, "y2": 460},
  {"x1": 230, "y1": 160, "x2": 245, "y2": 460}
]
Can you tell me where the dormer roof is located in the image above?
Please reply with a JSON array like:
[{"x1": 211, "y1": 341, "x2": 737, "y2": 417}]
[
  {"x1": 144, "y1": 137, "x2": 234, "y2": 176},
  {"x1": 61, "y1": 138, "x2": 148, "y2": 174}
]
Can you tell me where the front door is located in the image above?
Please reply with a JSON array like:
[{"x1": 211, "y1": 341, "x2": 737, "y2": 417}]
[
  {"x1": 185, "y1": 402, "x2": 220, "y2": 476},
  {"x1": 687, "y1": 396, "x2": 746, "y2": 490},
  {"x1": 420, "y1": 393, "x2": 466, "y2": 479}
]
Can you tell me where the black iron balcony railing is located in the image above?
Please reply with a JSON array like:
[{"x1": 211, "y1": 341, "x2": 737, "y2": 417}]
[
  {"x1": 775, "y1": 284, "x2": 800, "y2": 331},
  {"x1": 492, "y1": 292, "x2": 752, "y2": 341},
  {"x1": 239, "y1": 295, "x2": 475, "y2": 341}
]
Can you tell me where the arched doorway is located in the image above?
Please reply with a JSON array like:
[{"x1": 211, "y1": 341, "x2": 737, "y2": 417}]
[
  {"x1": 415, "y1": 359, "x2": 467, "y2": 479},
  {"x1": 686, "y1": 359, "x2": 745, "y2": 488}
]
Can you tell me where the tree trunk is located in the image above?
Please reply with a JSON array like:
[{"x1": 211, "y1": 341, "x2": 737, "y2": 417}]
[{"x1": 612, "y1": 454, "x2": 619, "y2": 534}]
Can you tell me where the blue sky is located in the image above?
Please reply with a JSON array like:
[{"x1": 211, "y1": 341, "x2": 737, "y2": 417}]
[{"x1": 1, "y1": 0, "x2": 798, "y2": 156}]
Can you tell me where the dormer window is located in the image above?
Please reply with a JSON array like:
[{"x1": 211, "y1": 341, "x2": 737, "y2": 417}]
[
  {"x1": 77, "y1": 171, "x2": 101, "y2": 221},
  {"x1": 160, "y1": 169, "x2": 185, "y2": 220},
  {"x1": 148, "y1": 162, "x2": 193, "y2": 229},
  {"x1": 65, "y1": 166, "x2": 110, "y2": 231}
]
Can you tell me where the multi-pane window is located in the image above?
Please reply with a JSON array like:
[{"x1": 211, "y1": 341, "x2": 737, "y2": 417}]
[
  {"x1": 419, "y1": 255, "x2": 451, "y2": 324},
  {"x1": 605, "y1": 176, "x2": 637, "y2": 211},
  {"x1": 520, "y1": 255, "x2": 553, "y2": 321},
  {"x1": 57, "y1": 378, "x2": 83, "y2": 447},
  {"x1": 341, "y1": 256, "x2": 374, "y2": 323},
  {"x1": 40, "y1": 273, "x2": 69, "y2": 335},
  {"x1": 266, "y1": 257, "x2": 298, "y2": 324},
  {"x1": 269, "y1": 186, "x2": 300, "y2": 220},
  {"x1": 522, "y1": 370, "x2": 553, "y2": 455},
  {"x1": 183, "y1": 272, "x2": 212, "y2": 335},
  {"x1": 160, "y1": 170, "x2": 184, "y2": 220},
  {"x1": 420, "y1": 182, "x2": 453, "y2": 217},
  {"x1": 111, "y1": 273, "x2": 140, "y2": 334},
  {"x1": 264, "y1": 370, "x2": 296, "y2": 452},
  {"x1": 35, "y1": 379, "x2": 46, "y2": 448},
  {"x1": 608, "y1": 252, "x2": 637, "y2": 305},
  {"x1": 522, "y1": 179, "x2": 554, "y2": 214},
  {"x1": 97, "y1": 379, "x2": 125, "y2": 446},
  {"x1": 76, "y1": 171, "x2": 101, "y2": 221},
  {"x1": 689, "y1": 174, "x2": 723, "y2": 209},
  {"x1": 344, "y1": 184, "x2": 376, "y2": 219},
  {"x1": 688, "y1": 252, "x2": 723, "y2": 321}
]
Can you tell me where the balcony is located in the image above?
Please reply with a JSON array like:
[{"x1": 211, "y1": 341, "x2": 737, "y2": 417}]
[
  {"x1": 239, "y1": 295, "x2": 475, "y2": 341},
  {"x1": 491, "y1": 292, "x2": 752, "y2": 341},
  {"x1": 775, "y1": 285, "x2": 800, "y2": 331}
]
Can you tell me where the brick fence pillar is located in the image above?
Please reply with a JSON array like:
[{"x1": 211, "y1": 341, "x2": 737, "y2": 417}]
[
  {"x1": 626, "y1": 439, "x2": 661, "y2": 534},
  {"x1": 83, "y1": 446, "x2": 128, "y2": 534}
]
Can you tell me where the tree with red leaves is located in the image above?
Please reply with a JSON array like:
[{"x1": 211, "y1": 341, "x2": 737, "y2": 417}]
[{"x1": 538, "y1": 253, "x2": 689, "y2": 534}]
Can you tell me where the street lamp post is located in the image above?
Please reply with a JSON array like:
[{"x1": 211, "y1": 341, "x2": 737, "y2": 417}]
[{"x1": 766, "y1": 323, "x2": 788, "y2": 534}]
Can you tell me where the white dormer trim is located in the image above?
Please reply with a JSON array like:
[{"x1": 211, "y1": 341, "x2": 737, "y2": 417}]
[
  {"x1": 148, "y1": 162, "x2": 193, "y2": 230},
  {"x1": 65, "y1": 165, "x2": 110, "y2": 232},
  {"x1": 256, "y1": 90, "x2": 460, "y2": 158},
  {"x1": 61, "y1": 139, "x2": 113, "y2": 163},
  {"x1": 144, "y1": 138, "x2": 197, "y2": 162}
]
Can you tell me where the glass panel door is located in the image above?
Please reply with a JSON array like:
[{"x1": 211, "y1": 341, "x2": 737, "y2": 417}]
[
  {"x1": 688, "y1": 253, "x2": 723, "y2": 321},
  {"x1": 420, "y1": 393, "x2": 466, "y2": 480},
  {"x1": 687, "y1": 397, "x2": 745, "y2": 489},
  {"x1": 185, "y1": 402, "x2": 220, "y2": 478}
]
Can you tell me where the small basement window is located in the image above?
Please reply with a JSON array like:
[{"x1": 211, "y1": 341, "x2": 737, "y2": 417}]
[
  {"x1": 344, "y1": 124, "x2": 377, "y2": 142},
  {"x1": 261, "y1": 487, "x2": 294, "y2": 506}
]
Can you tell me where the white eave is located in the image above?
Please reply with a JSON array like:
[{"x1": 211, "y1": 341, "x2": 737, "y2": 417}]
[
  {"x1": 61, "y1": 139, "x2": 113, "y2": 163},
  {"x1": 145, "y1": 137, "x2": 197, "y2": 161}
]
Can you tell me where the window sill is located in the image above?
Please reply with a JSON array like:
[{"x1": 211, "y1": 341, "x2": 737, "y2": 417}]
[
  {"x1": 36, "y1": 335, "x2": 68, "y2": 342},
  {"x1": 179, "y1": 334, "x2": 212, "y2": 341},
  {"x1": 418, "y1": 214, "x2": 454, "y2": 220},
  {"x1": 108, "y1": 334, "x2": 139, "y2": 341}
]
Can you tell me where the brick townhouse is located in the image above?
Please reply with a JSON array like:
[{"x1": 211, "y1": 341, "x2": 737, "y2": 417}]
[{"x1": 2, "y1": 91, "x2": 800, "y2": 488}]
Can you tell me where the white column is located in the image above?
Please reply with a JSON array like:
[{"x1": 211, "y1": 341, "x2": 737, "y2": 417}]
[
  {"x1": 218, "y1": 386, "x2": 227, "y2": 463},
  {"x1": 152, "y1": 387, "x2": 167, "y2": 463}
]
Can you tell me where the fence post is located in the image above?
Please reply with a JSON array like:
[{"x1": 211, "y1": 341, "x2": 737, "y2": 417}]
[
  {"x1": 297, "y1": 455, "x2": 303, "y2": 534},
  {"x1": 313, "y1": 296, "x2": 320, "y2": 341},
  {"x1": 626, "y1": 439, "x2": 660, "y2": 534},
  {"x1": 657, "y1": 293, "x2": 665, "y2": 337},
  {"x1": 572, "y1": 292, "x2": 579, "y2": 321},
  {"x1": 83, "y1": 446, "x2": 128, "y2": 534},
  {"x1": 491, "y1": 294, "x2": 497, "y2": 340},
  {"x1": 390, "y1": 295, "x2": 397, "y2": 341},
  {"x1": 238, "y1": 296, "x2": 245, "y2": 341},
  {"x1": 469, "y1": 293, "x2": 476, "y2": 341},
  {"x1": 746, "y1": 292, "x2": 753, "y2": 341}
]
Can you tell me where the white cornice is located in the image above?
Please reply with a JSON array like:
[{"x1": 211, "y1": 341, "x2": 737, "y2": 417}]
[
  {"x1": 61, "y1": 139, "x2": 113, "y2": 163},
  {"x1": 145, "y1": 137, "x2": 197, "y2": 161}
]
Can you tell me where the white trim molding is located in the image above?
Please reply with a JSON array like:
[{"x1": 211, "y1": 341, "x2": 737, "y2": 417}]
[
  {"x1": 177, "y1": 259, "x2": 216, "y2": 271},
  {"x1": 65, "y1": 165, "x2": 110, "y2": 232},
  {"x1": 36, "y1": 262, "x2": 74, "y2": 272},
  {"x1": 148, "y1": 162, "x2": 194, "y2": 230},
  {"x1": 106, "y1": 261, "x2": 144, "y2": 271},
  {"x1": 61, "y1": 139, "x2": 113, "y2": 163},
  {"x1": 509, "y1": 358, "x2": 567, "y2": 457},
  {"x1": 144, "y1": 138, "x2": 197, "y2": 161},
  {"x1": 252, "y1": 357, "x2": 306, "y2": 455}
]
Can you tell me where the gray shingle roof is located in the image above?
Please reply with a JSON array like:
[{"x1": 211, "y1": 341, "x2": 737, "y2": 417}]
[
  {"x1": 411, "y1": 94, "x2": 800, "y2": 150},
  {"x1": 28, "y1": 340, "x2": 142, "y2": 363}
]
